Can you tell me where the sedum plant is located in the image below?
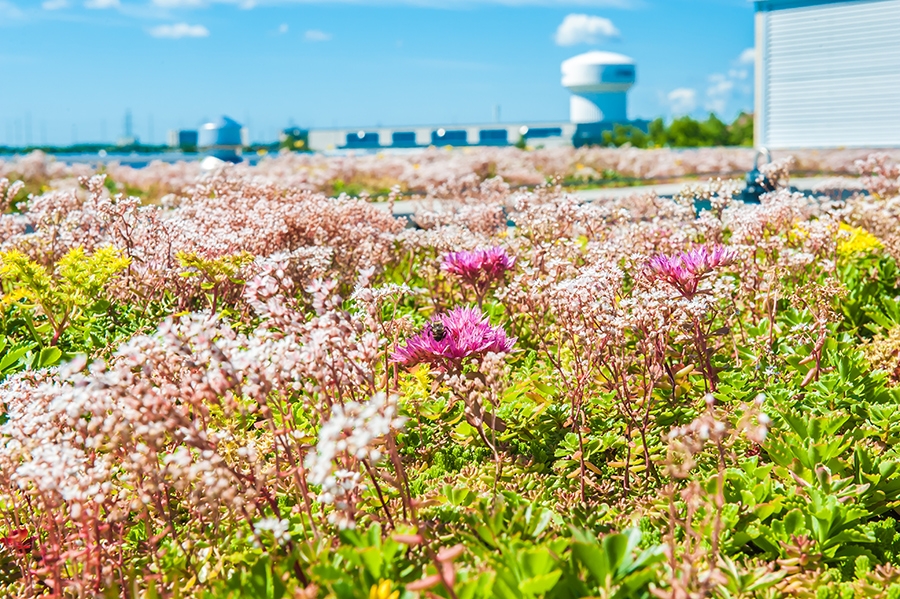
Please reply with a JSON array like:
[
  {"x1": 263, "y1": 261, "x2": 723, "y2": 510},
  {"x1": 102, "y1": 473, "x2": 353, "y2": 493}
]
[
  {"x1": 3, "y1": 153, "x2": 900, "y2": 598},
  {"x1": 0, "y1": 245, "x2": 129, "y2": 346}
]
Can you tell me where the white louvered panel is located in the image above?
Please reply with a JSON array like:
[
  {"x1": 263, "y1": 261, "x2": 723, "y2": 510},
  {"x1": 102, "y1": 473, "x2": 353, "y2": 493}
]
[{"x1": 762, "y1": 0, "x2": 900, "y2": 148}]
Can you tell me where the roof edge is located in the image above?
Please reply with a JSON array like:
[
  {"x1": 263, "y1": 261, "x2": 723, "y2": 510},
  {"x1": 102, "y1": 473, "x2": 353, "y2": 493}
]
[{"x1": 756, "y1": 0, "x2": 885, "y2": 11}]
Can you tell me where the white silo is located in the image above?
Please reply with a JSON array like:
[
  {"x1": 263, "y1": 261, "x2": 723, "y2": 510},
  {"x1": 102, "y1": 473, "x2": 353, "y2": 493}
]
[
  {"x1": 561, "y1": 51, "x2": 635, "y2": 124},
  {"x1": 198, "y1": 116, "x2": 244, "y2": 164}
]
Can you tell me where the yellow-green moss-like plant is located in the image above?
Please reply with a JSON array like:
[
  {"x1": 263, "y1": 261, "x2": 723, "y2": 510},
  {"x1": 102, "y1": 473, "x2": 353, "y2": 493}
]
[{"x1": 0, "y1": 246, "x2": 130, "y2": 346}]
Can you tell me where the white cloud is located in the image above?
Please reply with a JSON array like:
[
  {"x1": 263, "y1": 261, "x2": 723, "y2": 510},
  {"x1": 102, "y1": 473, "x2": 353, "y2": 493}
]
[
  {"x1": 667, "y1": 88, "x2": 697, "y2": 115},
  {"x1": 42, "y1": 0, "x2": 69, "y2": 9},
  {"x1": 149, "y1": 22, "x2": 210, "y2": 37},
  {"x1": 0, "y1": 0, "x2": 24, "y2": 17},
  {"x1": 304, "y1": 29, "x2": 331, "y2": 42},
  {"x1": 554, "y1": 13, "x2": 619, "y2": 46},
  {"x1": 278, "y1": 22, "x2": 288, "y2": 34},
  {"x1": 739, "y1": 47, "x2": 755, "y2": 65},
  {"x1": 704, "y1": 73, "x2": 735, "y2": 114},
  {"x1": 84, "y1": 0, "x2": 119, "y2": 8}
]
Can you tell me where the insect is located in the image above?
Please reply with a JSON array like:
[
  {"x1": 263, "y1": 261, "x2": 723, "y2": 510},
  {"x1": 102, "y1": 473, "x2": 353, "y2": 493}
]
[{"x1": 429, "y1": 321, "x2": 447, "y2": 342}]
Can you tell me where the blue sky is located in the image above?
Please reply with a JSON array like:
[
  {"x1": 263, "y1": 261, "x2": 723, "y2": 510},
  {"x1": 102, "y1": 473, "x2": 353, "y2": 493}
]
[{"x1": 0, "y1": 0, "x2": 755, "y2": 145}]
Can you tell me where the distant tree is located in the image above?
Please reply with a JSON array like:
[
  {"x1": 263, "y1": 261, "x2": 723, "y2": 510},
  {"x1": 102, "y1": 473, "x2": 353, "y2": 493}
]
[
  {"x1": 699, "y1": 113, "x2": 729, "y2": 146},
  {"x1": 668, "y1": 116, "x2": 705, "y2": 147},
  {"x1": 727, "y1": 112, "x2": 754, "y2": 146},
  {"x1": 597, "y1": 113, "x2": 754, "y2": 149},
  {"x1": 648, "y1": 118, "x2": 667, "y2": 146},
  {"x1": 602, "y1": 124, "x2": 649, "y2": 148}
]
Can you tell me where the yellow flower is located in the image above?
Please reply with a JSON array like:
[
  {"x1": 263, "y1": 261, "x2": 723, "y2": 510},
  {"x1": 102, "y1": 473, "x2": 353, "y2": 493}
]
[
  {"x1": 370, "y1": 579, "x2": 400, "y2": 599},
  {"x1": 787, "y1": 222, "x2": 810, "y2": 243},
  {"x1": 837, "y1": 223, "x2": 882, "y2": 257}
]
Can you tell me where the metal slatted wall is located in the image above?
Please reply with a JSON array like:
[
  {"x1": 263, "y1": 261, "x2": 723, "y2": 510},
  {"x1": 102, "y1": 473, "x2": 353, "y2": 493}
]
[{"x1": 756, "y1": 0, "x2": 900, "y2": 149}]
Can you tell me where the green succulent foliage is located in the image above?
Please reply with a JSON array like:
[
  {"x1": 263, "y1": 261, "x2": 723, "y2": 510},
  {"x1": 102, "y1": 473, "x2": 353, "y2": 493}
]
[
  {"x1": 0, "y1": 246, "x2": 139, "y2": 379},
  {"x1": 0, "y1": 246, "x2": 130, "y2": 343},
  {"x1": 569, "y1": 528, "x2": 665, "y2": 599},
  {"x1": 837, "y1": 253, "x2": 900, "y2": 334},
  {"x1": 177, "y1": 250, "x2": 255, "y2": 313},
  {"x1": 311, "y1": 524, "x2": 414, "y2": 599},
  {"x1": 177, "y1": 250, "x2": 254, "y2": 290},
  {"x1": 715, "y1": 556, "x2": 786, "y2": 599}
]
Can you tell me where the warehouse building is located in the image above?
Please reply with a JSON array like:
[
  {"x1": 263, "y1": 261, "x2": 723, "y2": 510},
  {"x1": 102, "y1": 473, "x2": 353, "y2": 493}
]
[
  {"x1": 307, "y1": 122, "x2": 577, "y2": 152},
  {"x1": 755, "y1": 0, "x2": 900, "y2": 149},
  {"x1": 306, "y1": 51, "x2": 647, "y2": 151}
]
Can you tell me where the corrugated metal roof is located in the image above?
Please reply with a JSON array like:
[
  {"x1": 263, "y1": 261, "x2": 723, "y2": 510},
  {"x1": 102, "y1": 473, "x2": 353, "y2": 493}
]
[
  {"x1": 757, "y1": 0, "x2": 900, "y2": 148},
  {"x1": 756, "y1": 0, "x2": 885, "y2": 11}
]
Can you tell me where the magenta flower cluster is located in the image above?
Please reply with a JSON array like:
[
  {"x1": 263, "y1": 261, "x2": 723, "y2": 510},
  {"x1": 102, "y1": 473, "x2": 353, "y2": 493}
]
[
  {"x1": 442, "y1": 247, "x2": 515, "y2": 303},
  {"x1": 391, "y1": 306, "x2": 515, "y2": 369},
  {"x1": 647, "y1": 244, "x2": 737, "y2": 298}
]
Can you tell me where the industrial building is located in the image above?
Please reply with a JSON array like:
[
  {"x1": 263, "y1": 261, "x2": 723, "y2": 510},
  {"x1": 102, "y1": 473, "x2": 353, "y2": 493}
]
[
  {"x1": 197, "y1": 116, "x2": 246, "y2": 163},
  {"x1": 167, "y1": 129, "x2": 198, "y2": 151},
  {"x1": 306, "y1": 51, "x2": 646, "y2": 151},
  {"x1": 307, "y1": 122, "x2": 577, "y2": 152},
  {"x1": 755, "y1": 0, "x2": 900, "y2": 149}
]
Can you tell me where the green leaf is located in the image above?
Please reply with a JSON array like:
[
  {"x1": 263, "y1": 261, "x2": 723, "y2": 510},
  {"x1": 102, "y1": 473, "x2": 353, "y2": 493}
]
[
  {"x1": 572, "y1": 540, "x2": 610, "y2": 584},
  {"x1": 518, "y1": 571, "x2": 561, "y2": 595},
  {"x1": 37, "y1": 346, "x2": 63, "y2": 368},
  {"x1": 0, "y1": 344, "x2": 33, "y2": 373},
  {"x1": 359, "y1": 547, "x2": 383, "y2": 579}
]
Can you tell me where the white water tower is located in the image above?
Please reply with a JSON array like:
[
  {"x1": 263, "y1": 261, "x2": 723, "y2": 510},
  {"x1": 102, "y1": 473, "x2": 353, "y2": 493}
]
[
  {"x1": 561, "y1": 51, "x2": 636, "y2": 124},
  {"x1": 198, "y1": 116, "x2": 244, "y2": 164}
]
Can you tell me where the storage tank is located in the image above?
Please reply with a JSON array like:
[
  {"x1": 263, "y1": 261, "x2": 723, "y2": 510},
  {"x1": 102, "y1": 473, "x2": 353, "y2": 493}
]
[
  {"x1": 198, "y1": 116, "x2": 243, "y2": 163},
  {"x1": 561, "y1": 51, "x2": 636, "y2": 124}
]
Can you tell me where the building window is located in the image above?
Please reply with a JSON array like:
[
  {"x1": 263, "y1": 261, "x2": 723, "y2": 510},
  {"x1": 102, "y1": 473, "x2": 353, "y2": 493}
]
[
  {"x1": 523, "y1": 127, "x2": 562, "y2": 139},
  {"x1": 479, "y1": 129, "x2": 508, "y2": 145},
  {"x1": 392, "y1": 131, "x2": 417, "y2": 147},
  {"x1": 432, "y1": 129, "x2": 468, "y2": 145},
  {"x1": 345, "y1": 131, "x2": 379, "y2": 147}
]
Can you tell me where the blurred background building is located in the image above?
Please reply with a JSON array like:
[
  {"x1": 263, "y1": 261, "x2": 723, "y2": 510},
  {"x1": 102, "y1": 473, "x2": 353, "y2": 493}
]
[
  {"x1": 167, "y1": 129, "x2": 198, "y2": 152},
  {"x1": 304, "y1": 51, "x2": 647, "y2": 151},
  {"x1": 197, "y1": 116, "x2": 245, "y2": 163}
]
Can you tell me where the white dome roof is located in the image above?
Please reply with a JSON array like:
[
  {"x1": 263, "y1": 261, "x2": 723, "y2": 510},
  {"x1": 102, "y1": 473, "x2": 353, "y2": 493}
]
[
  {"x1": 562, "y1": 51, "x2": 634, "y2": 69},
  {"x1": 562, "y1": 51, "x2": 636, "y2": 93}
]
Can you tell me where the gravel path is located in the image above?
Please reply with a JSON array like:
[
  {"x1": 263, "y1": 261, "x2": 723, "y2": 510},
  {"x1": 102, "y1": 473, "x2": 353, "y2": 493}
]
[{"x1": 378, "y1": 176, "x2": 860, "y2": 218}]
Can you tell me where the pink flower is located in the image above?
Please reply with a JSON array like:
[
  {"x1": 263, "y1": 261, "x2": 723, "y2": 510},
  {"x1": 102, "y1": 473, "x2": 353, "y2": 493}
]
[
  {"x1": 647, "y1": 245, "x2": 736, "y2": 298},
  {"x1": 441, "y1": 247, "x2": 515, "y2": 304},
  {"x1": 391, "y1": 307, "x2": 515, "y2": 370}
]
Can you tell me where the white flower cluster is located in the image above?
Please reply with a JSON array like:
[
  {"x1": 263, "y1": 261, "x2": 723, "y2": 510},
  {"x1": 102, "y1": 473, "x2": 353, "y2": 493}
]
[
  {"x1": 253, "y1": 517, "x2": 291, "y2": 546},
  {"x1": 306, "y1": 393, "x2": 405, "y2": 529}
]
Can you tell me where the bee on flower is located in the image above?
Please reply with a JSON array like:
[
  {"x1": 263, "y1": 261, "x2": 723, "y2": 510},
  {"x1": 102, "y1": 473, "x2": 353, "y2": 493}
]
[
  {"x1": 428, "y1": 320, "x2": 447, "y2": 341},
  {"x1": 391, "y1": 306, "x2": 515, "y2": 371}
]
